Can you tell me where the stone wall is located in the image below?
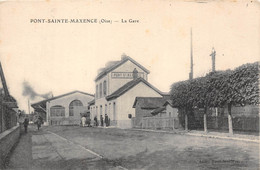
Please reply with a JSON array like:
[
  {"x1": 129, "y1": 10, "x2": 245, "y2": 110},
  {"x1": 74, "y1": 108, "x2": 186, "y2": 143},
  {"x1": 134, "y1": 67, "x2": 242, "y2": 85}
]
[{"x1": 0, "y1": 125, "x2": 21, "y2": 168}]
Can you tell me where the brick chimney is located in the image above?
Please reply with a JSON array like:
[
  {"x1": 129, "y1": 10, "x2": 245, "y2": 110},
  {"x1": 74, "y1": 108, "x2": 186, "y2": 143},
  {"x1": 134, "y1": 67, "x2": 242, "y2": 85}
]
[{"x1": 121, "y1": 53, "x2": 128, "y2": 60}]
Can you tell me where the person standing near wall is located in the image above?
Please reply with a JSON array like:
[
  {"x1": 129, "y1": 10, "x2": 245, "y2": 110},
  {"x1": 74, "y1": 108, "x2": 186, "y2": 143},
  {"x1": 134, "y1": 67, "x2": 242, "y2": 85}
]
[
  {"x1": 105, "y1": 114, "x2": 109, "y2": 127},
  {"x1": 81, "y1": 116, "x2": 86, "y2": 127},
  {"x1": 86, "y1": 117, "x2": 91, "y2": 127},
  {"x1": 23, "y1": 117, "x2": 29, "y2": 133},
  {"x1": 100, "y1": 115, "x2": 104, "y2": 127},
  {"x1": 36, "y1": 116, "x2": 43, "y2": 130},
  {"x1": 94, "y1": 116, "x2": 98, "y2": 126}
]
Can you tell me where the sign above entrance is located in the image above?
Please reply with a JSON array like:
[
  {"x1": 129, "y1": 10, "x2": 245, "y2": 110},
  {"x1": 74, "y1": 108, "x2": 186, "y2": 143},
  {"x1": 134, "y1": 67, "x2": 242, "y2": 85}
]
[{"x1": 111, "y1": 72, "x2": 144, "y2": 79}]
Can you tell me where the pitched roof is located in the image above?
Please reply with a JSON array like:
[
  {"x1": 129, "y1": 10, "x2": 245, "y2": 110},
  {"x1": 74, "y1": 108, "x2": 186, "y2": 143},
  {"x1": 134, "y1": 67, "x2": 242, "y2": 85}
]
[
  {"x1": 132, "y1": 97, "x2": 167, "y2": 109},
  {"x1": 161, "y1": 93, "x2": 171, "y2": 99},
  {"x1": 106, "y1": 77, "x2": 162, "y2": 101},
  {"x1": 2, "y1": 96, "x2": 18, "y2": 108},
  {"x1": 143, "y1": 112, "x2": 154, "y2": 117},
  {"x1": 0, "y1": 62, "x2": 10, "y2": 97},
  {"x1": 0, "y1": 62, "x2": 18, "y2": 108},
  {"x1": 151, "y1": 107, "x2": 166, "y2": 115},
  {"x1": 163, "y1": 100, "x2": 174, "y2": 107},
  {"x1": 31, "y1": 90, "x2": 94, "y2": 109},
  {"x1": 95, "y1": 55, "x2": 150, "y2": 81}
]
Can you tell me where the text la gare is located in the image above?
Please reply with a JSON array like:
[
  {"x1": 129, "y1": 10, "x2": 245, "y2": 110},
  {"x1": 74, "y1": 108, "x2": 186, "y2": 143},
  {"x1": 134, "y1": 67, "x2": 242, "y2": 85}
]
[{"x1": 121, "y1": 19, "x2": 139, "y2": 23}]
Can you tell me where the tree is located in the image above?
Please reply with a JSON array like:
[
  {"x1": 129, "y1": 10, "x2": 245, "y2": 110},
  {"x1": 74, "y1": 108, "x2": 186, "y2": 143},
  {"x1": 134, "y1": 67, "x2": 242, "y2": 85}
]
[
  {"x1": 170, "y1": 62, "x2": 259, "y2": 134},
  {"x1": 171, "y1": 80, "x2": 193, "y2": 131},
  {"x1": 224, "y1": 62, "x2": 259, "y2": 134},
  {"x1": 190, "y1": 77, "x2": 209, "y2": 133}
]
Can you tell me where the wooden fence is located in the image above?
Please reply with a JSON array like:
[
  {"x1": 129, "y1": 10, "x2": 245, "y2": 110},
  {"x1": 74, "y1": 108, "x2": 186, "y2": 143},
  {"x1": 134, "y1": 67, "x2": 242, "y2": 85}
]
[
  {"x1": 136, "y1": 117, "x2": 180, "y2": 130},
  {"x1": 207, "y1": 116, "x2": 259, "y2": 132},
  {"x1": 184, "y1": 116, "x2": 259, "y2": 132},
  {"x1": 132, "y1": 115, "x2": 259, "y2": 132}
]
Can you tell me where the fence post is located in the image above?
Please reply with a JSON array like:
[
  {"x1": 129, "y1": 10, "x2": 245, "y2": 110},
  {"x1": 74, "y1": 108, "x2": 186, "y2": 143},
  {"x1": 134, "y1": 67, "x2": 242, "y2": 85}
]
[
  {"x1": 242, "y1": 117, "x2": 245, "y2": 131},
  {"x1": 204, "y1": 107, "x2": 208, "y2": 133},
  {"x1": 228, "y1": 103, "x2": 233, "y2": 135},
  {"x1": 163, "y1": 118, "x2": 165, "y2": 129},
  {"x1": 185, "y1": 113, "x2": 188, "y2": 131},
  {"x1": 172, "y1": 117, "x2": 175, "y2": 130},
  {"x1": 215, "y1": 108, "x2": 218, "y2": 129},
  {"x1": 154, "y1": 118, "x2": 157, "y2": 130}
]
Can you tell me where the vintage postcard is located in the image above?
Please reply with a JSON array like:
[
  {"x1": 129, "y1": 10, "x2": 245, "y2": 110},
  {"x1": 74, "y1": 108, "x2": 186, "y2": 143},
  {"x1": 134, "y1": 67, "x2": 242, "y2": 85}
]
[{"x1": 0, "y1": 0, "x2": 259, "y2": 169}]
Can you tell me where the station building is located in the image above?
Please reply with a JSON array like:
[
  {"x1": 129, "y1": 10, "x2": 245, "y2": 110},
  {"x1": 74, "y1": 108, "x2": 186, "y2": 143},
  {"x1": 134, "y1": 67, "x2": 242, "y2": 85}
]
[
  {"x1": 89, "y1": 55, "x2": 164, "y2": 128},
  {"x1": 32, "y1": 91, "x2": 94, "y2": 125}
]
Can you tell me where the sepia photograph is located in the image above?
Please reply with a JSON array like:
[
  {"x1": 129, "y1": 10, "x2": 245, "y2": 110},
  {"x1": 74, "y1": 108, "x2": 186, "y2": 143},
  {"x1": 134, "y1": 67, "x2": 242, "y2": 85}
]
[{"x1": 0, "y1": 0, "x2": 259, "y2": 169}]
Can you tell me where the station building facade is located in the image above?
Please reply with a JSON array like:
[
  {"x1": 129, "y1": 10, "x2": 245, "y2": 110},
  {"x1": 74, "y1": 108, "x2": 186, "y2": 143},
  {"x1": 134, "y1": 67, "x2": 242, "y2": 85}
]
[
  {"x1": 32, "y1": 91, "x2": 94, "y2": 125},
  {"x1": 89, "y1": 55, "x2": 163, "y2": 128}
]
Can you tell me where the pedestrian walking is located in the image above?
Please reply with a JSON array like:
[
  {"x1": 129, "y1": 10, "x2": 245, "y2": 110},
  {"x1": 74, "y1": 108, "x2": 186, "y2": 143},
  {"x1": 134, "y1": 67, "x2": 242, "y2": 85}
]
[
  {"x1": 81, "y1": 116, "x2": 86, "y2": 127},
  {"x1": 86, "y1": 117, "x2": 91, "y2": 127},
  {"x1": 23, "y1": 117, "x2": 29, "y2": 133},
  {"x1": 105, "y1": 114, "x2": 109, "y2": 127},
  {"x1": 94, "y1": 116, "x2": 98, "y2": 126},
  {"x1": 100, "y1": 115, "x2": 104, "y2": 127},
  {"x1": 36, "y1": 116, "x2": 43, "y2": 130}
]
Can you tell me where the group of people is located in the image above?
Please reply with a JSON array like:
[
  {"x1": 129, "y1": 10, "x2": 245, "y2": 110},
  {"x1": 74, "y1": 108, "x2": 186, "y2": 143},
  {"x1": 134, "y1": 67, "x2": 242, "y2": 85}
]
[
  {"x1": 23, "y1": 115, "x2": 44, "y2": 133},
  {"x1": 81, "y1": 114, "x2": 110, "y2": 127},
  {"x1": 94, "y1": 114, "x2": 110, "y2": 127}
]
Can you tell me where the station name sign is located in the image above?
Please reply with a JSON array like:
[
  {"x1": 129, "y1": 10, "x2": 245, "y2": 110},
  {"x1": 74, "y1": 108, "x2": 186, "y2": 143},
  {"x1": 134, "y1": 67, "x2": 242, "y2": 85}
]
[{"x1": 111, "y1": 72, "x2": 144, "y2": 79}]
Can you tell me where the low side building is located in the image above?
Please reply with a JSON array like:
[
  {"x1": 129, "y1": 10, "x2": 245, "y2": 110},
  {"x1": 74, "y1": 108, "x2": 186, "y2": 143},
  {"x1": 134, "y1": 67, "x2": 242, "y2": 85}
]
[
  {"x1": 132, "y1": 97, "x2": 168, "y2": 127},
  {"x1": 151, "y1": 100, "x2": 179, "y2": 118},
  {"x1": 32, "y1": 91, "x2": 94, "y2": 125},
  {"x1": 163, "y1": 100, "x2": 178, "y2": 118},
  {"x1": 151, "y1": 100, "x2": 180, "y2": 129}
]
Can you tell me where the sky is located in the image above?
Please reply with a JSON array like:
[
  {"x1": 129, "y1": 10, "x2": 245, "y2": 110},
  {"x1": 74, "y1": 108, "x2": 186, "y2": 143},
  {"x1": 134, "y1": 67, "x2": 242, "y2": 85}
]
[{"x1": 0, "y1": 0, "x2": 259, "y2": 112}]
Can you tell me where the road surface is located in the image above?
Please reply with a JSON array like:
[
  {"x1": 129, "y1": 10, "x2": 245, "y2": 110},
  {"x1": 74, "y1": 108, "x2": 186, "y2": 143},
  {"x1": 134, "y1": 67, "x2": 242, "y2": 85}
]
[{"x1": 6, "y1": 125, "x2": 259, "y2": 170}]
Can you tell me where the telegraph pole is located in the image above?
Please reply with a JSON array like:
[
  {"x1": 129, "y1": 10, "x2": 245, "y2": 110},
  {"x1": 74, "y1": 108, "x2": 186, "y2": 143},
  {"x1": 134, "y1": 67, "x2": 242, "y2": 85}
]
[
  {"x1": 189, "y1": 28, "x2": 194, "y2": 80},
  {"x1": 186, "y1": 28, "x2": 194, "y2": 132},
  {"x1": 28, "y1": 99, "x2": 30, "y2": 115}
]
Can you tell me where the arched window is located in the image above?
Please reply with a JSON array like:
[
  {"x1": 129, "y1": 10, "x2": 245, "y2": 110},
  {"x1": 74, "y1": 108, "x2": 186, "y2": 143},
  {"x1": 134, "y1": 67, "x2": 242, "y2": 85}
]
[
  {"x1": 50, "y1": 105, "x2": 65, "y2": 117},
  {"x1": 69, "y1": 100, "x2": 83, "y2": 116}
]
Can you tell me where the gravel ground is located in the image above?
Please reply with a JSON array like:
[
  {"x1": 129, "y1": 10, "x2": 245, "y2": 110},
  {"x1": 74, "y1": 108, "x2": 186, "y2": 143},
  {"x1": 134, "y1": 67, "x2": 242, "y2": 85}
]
[
  {"x1": 47, "y1": 126, "x2": 259, "y2": 170},
  {"x1": 5, "y1": 125, "x2": 259, "y2": 170}
]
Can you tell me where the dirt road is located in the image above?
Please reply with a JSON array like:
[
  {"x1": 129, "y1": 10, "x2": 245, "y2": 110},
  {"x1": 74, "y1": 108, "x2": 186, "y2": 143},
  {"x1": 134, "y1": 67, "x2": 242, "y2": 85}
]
[{"x1": 6, "y1": 125, "x2": 259, "y2": 170}]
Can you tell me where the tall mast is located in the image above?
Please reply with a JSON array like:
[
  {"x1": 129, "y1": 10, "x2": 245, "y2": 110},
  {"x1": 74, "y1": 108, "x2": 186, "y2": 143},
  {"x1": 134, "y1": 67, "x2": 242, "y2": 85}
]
[
  {"x1": 210, "y1": 47, "x2": 216, "y2": 72},
  {"x1": 28, "y1": 99, "x2": 31, "y2": 114},
  {"x1": 189, "y1": 28, "x2": 193, "y2": 80}
]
